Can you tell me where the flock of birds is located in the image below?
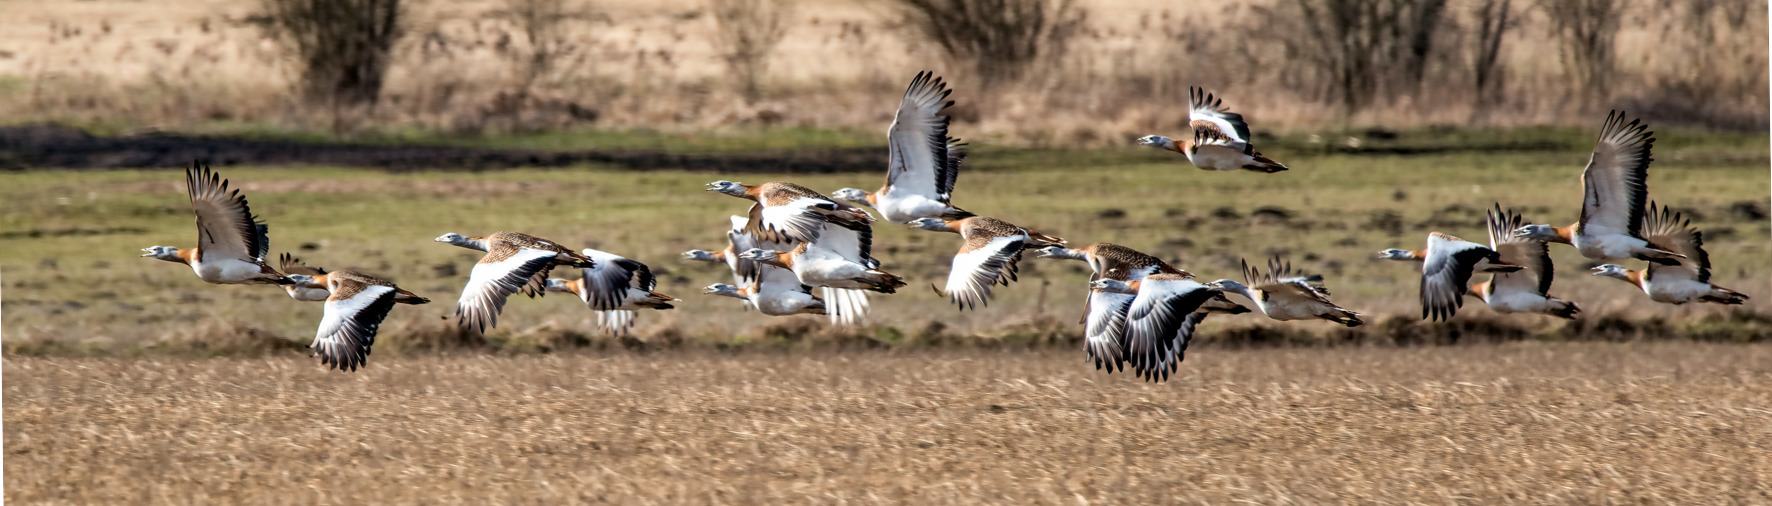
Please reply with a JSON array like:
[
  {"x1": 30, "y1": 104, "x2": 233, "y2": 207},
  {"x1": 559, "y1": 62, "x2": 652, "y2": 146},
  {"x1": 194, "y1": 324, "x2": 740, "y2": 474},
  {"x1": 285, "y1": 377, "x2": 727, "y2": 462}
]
[{"x1": 139, "y1": 72, "x2": 1749, "y2": 380}]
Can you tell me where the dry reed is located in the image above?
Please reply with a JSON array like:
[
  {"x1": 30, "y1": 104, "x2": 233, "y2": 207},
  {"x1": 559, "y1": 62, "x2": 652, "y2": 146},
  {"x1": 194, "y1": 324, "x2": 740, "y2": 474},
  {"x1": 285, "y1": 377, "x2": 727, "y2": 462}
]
[
  {"x1": 6, "y1": 343, "x2": 1771, "y2": 503},
  {"x1": 0, "y1": 0, "x2": 1764, "y2": 142}
]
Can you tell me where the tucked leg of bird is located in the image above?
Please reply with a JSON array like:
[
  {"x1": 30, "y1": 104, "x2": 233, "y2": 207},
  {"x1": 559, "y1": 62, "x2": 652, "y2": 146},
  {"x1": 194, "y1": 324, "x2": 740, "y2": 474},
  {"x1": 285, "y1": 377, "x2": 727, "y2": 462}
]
[
  {"x1": 1548, "y1": 299, "x2": 1581, "y2": 320},
  {"x1": 870, "y1": 271, "x2": 907, "y2": 290},
  {"x1": 1705, "y1": 286, "x2": 1749, "y2": 305},
  {"x1": 394, "y1": 289, "x2": 430, "y2": 305},
  {"x1": 1326, "y1": 308, "x2": 1364, "y2": 327},
  {"x1": 1243, "y1": 153, "x2": 1289, "y2": 173}
]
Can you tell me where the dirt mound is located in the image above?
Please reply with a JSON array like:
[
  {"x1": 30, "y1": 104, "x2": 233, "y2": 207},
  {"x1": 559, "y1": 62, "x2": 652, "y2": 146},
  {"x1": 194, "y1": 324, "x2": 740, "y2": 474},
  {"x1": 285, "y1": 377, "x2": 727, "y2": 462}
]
[{"x1": 0, "y1": 124, "x2": 884, "y2": 172}]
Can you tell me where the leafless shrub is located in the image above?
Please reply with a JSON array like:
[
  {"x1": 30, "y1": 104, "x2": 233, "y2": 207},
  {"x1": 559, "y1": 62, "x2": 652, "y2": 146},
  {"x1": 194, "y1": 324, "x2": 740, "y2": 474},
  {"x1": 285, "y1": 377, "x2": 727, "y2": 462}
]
[
  {"x1": 1264, "y1": 0, "x2": 1451, "y2": 112},
  {"x1": 1617, "y1": 0, "x2": 1769, "y2": 130},
  {"x1": 893, "y1": 0, "x2": 1087, "y2": 86},
  {"x1": 1659, "y1": 0, "x2": 1764, "y2": 102},
  {"x1": 500, "y1": 0, "x2": 582, "y2": 92},
  {"x1": 1468, "y1": 0, "x2": 1514, "y2": 108},
  {"x1": 709, "y1": 0, "x2": 790, "y2": 104},
  {"x1": 1536, "y1": 0, "x2": 1623, "y2": 105},
  {"x1": 258, "y1": 0, "x2": 405, "y2": 107}
]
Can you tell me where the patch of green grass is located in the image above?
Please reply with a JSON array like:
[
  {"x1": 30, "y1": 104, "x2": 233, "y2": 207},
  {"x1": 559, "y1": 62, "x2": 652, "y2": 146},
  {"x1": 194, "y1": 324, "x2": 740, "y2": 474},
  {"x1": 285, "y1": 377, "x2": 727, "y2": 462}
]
[{"x1": 3, "y1": 128, "x2": 1768, "y2": 355}]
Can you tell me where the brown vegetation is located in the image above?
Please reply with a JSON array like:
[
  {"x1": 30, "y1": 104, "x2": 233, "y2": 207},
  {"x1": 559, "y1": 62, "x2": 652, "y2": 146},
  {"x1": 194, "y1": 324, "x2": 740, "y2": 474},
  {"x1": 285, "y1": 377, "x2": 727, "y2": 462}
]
[
  {"x1": 710, "y1": 0, "x2": 791, "y2": 104},
  {"x1": 257, "y1": 0, "x2": 405, "y2": 107},
  {"x1": 893, "y1": 0, "x2": 1085, "y2": 86},
  {"x1": 1, "y1": 0, "x2": 1764, "y2": 142},
  {"x1": 7, "y1": 343, "x2": 1772, "y2": 503}
]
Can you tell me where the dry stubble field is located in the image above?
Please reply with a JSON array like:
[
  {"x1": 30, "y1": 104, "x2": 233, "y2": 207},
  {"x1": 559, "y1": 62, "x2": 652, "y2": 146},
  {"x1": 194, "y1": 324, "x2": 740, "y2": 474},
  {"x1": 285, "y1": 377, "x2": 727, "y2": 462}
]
[{"x1": 7, "y1": 343, "x2": 1772, "y2": 504}]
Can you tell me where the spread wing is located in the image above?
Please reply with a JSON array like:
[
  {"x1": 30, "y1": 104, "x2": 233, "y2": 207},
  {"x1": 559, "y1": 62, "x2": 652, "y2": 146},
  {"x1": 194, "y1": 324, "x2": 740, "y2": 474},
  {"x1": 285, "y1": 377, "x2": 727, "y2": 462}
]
[
  {"x1": 821, "y1": 287, "x2": 870, "y2": 327},
  {"x1": 1640, "y1": 202, "x2": 1709, "y2": 283},
  {"x1": 942, "y1": 234, "x2": 1026, "y2": 310},
  {"x1": 1487, "y1": 205, "x2": 1553, "y2": 296},
  {"x1": 754, "y1": 263, "x2": 809, "y2": 298},
  {"x1": 1123, "y1": 277, "x2": 1216, "y2": 382},
  {"x1": 1422, "y1": 234, "x2": 1491, "y2": 321},
  {"x1": 579, "y1": 249, "x2": 653, "y2": 310},
  {"x1": 884, "y1": 71, "x2": 954, "y2": 202},
  {"x1": 453, "y1": 248, "x2": 560, "y2": 333},
  {"x1": 311, "y1": 281, "x2": 397, "y2": 372},
  {"x1": 725, "y1": 215, "x2": 766, "y2": 289},
  {"x1": 1189, "y1": 87, "x2": 1251, "y2": 148},
  {"x1": 186, "y1": 162, "x2": 267, "y2": 262},
  {"x1": 812, "y1": 219, "x2": 873, "y2": 265},
  {"x1": 595, "y1": 310, "x2": 636, "y2": 337},
  {"x1": 1084, "y1": 290, "x2": 1135, "y2": 373},
  {"x1": 1245, "y1": 258, "x2": 1336, "y2": 307},
  {"x1": 279, "y1": 252, "x2": 327, "y2": 276},
  {"x1": 1191, "y1": 125, "x2": 1250, "y2": 162},
  {"x1": 747, "y1": 199, "x2": 833, "y2": 245},
  {"x1": 937, "y1": 138, "x2": 967, "y2": 201},
  {"x1": 1577, "y1": 111, "x2": 1654, "y2": 239},
  {"x1": 252, "y1": 224, "x2": 270, "y2": 260}
]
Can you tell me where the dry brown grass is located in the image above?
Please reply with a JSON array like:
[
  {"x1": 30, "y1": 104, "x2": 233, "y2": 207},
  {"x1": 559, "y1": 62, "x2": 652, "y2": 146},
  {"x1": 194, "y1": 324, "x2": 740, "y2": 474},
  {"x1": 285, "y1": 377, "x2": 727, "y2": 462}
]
[
  {"x1": 1, "y1": 0, "x2": 1764, "y2": 142},
  {"x1": 7, "y1": 342, "x2": 1772, "y2": 503}
]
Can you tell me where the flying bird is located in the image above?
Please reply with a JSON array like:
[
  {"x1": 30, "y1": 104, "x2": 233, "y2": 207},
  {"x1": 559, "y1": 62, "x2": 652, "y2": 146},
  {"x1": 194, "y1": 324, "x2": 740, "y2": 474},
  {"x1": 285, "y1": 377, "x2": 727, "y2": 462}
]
[
  {"x1": 1092, "y1": 274, "x2": 1220, "y2": 382},
  {"x1": 683, "y1": 216, "x2": 763, "y2": 302},
  {"x1": 435, "y1": 232, "x2": 597, "y2": 333},
  {"x1": 277, "y1": 253, "x2": 332, "y2": 302},
  {"x1": 1381, "y1": 232, "x2": 1523, "y2": 321},
  {"x1": 544, "y1": 251, "x2": 678, "y2": 336},
  {"x1": 307, "y1": 269, "x2": 429, "y2": 372},
  {"x1": 830, "y1": 71, "x2": 970, "y2": 224},
  {"x1": 1135, "y1": 87, "x2": 1288, "y2": 173},
  {"x1": 703, "y1": 268, "x2": 828, "y2": 318},
  {"x1": 706, "y1": 180, "x2": 873, "y2": 245},
  {"x1": 740, "y1": 236, "x2": 905, "y2": 294},
  {"x1": 910, "y1": 209, "x2": 1065, "y2": 310},
  {"x1": 688, "y1": 216, "x2": 842, "y2": 321},
  {"x1": 1514, "y1": 111, "x2": 1682, "y2": 264},
  {"x1": 1592, "y1": 202, "x2": 1749, "y2": 305},
  {"x1": 1471, "y1": 205, "x2": 1581, "y2": 319},
  {"x1": 141, "y1": 161, "x2": 293, "y2": 285},
  {"x1": 1036, "y1": 243, "x2": 1250, "y2": 316},
  {"x1": 1208, "y1": 257, "x2": 1363, "y2": 326}
]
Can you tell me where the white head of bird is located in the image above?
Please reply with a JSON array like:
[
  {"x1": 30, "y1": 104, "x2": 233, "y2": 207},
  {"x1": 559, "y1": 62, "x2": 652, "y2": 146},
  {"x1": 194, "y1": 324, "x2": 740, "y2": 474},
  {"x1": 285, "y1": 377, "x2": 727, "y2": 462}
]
[
  {"x1": 1376, "y1": 249, "x2": 1415, "y2": 260},
  {"x1": 737, "y1": 248, "x2": 783, "y2": 262},
  {"x1": 435, "y1": 232, "x2": 492, "y2": 252},
  {"x1": 1591, "y1": 264, "x2": 1632, "y2": 280},
  {"x1": 906, "y1": 218, "x2": 950, "y2": 232},
  {"x1": 1206, "y1": 279, "x2": 1247, "y2": 293},
  {"x1": 830, "y1": 188, "x2": 870, "y2": 206},
  {"x1": 1090, "y1": 279, "x2": 1136, "y2": 294},
  {"x1": 545, "y1": 278, "x2": 574, "y2": 293},
  {"x1": 706, "y1": 181, "x2": 747, "y2": 197},
  {"x1": 1136, "y1": 135, "x2": 1176, "y2": 150},
  {"x1": 1513, "y1": 224, "x2": 1561, "y2": 242},
  {"x1": 682, "y1": 249, "x2": 718, "y2": 262},
  {"x1": 704, "y1": 283, "x2": 744, "y2": 298},
  {"x1": 140, "y1": 245, "x2": 182, "y2": 261}
]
